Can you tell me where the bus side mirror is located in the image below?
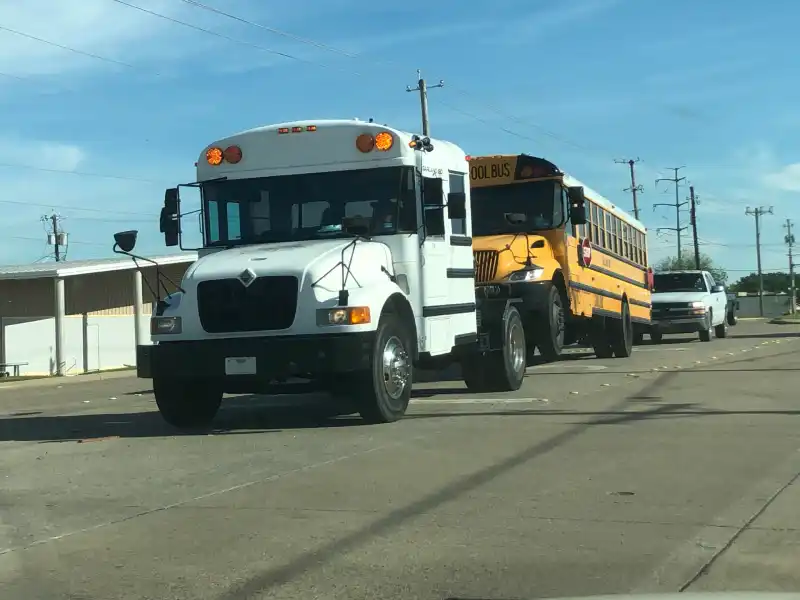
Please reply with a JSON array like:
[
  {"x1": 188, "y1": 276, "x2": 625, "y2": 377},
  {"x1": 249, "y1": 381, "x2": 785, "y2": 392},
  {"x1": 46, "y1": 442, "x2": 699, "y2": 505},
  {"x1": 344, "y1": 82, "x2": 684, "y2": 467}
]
[
  {"x1": 160, "y1": 187, "x2": 180, "y2": 247},
  {"x1": 113, "y1": 230, "x2": 138, "y2": 253},
  {"x1": 568, "y1": 186, "x2": 587, "y2": 225},
  {"x1": 447, "y1": 192, "x2": 466, "y2": 220}
]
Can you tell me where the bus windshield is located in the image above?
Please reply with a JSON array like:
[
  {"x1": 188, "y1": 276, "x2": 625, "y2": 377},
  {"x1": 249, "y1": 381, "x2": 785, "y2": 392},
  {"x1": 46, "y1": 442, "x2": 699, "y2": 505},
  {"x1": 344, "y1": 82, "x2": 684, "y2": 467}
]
[
  {"x1": 471, "y1": 180, "x2": 562, "y2": 236},
  {"x1": 200, "y1": 166, "x2": 417, "y2": 247}
]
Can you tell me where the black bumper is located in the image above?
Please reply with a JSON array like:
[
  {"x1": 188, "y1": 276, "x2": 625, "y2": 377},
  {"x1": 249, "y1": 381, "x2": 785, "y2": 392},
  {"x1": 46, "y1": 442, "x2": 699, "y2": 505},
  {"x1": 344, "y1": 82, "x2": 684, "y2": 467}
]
[
  {"x1": 475, "y1": 281, "x2": 552, "y2": 313},
  {"x1": 136, "y1": 332, "x2": 375, "y2": 382},
  {"x1": 651, "y1": 317, "x2": 707, "y2": 334}
]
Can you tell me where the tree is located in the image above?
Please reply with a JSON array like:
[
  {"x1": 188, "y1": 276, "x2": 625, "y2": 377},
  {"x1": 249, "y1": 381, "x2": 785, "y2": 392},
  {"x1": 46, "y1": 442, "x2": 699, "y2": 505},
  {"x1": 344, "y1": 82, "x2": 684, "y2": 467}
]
[
  {"x1": 729, "y1": 272, "x2": 797, "y2": 294},
  {"x1": 655, "y1": 254, "x2": 728, "y2": 284}
]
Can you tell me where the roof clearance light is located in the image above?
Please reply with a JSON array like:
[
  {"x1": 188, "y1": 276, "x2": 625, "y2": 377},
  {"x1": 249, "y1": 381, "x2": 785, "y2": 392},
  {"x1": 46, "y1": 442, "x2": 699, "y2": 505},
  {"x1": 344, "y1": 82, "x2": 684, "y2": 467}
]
[
  {"x1": 206, "y1": 147, "x2": 223, "y2": 166},
  {"x1": 374, "y1": 131, "x2": 393, "y2": 151},
  {"x1": 356, "y1": 133, "x2": 375, "y2": 153},
  {"x1": 306, "y1": 125, "x2": 317, "y2": 131},
  {"x1": 277, "y1": 127, "x2": 290, "y2": 134},
  {"x1": 223, "y1": 145, "x2": 242, "y2": 164},
  {"x1": 291, "y1": 126, "x2": 303, "y2": 133}
]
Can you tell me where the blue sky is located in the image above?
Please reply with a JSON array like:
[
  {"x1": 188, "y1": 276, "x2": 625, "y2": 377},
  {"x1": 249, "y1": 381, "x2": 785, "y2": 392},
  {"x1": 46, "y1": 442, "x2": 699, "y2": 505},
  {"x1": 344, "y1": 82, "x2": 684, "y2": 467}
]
[{"x1": 1, "y1": 0, "x2": 798, "y2": 283}]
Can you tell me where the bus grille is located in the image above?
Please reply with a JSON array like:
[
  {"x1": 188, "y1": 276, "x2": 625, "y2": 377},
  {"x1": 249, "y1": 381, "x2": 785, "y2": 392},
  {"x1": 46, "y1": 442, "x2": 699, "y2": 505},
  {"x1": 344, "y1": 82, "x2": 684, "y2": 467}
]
[
  {"x1": 197, "y1": 276, "x2": 298, "y2": 333},
  {"x1": 474, "y1": 250, "x2": 499, "y2": 283}
]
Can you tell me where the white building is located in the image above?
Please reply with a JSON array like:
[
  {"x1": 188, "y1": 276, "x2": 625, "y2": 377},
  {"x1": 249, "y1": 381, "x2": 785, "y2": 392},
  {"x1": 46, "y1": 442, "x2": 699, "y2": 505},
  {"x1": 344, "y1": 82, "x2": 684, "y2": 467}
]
[{"x1": 0, "y1": 254, "x2": 196, "y2": 377}]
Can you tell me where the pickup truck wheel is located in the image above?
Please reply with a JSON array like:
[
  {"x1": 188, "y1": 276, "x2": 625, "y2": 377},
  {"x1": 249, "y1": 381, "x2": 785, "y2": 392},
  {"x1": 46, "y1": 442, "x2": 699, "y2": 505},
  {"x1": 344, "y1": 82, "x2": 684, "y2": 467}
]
[
  {"x1": 699, "y1": 311, "x2": 712, "y2": 342},
  {"x1": 727, "y1": 309, "x2": 738, "y2": 326},
  {"x1": 462, "y1": 305, "x2": 526, "y2": 393},
  {"x1": 610, "y1": 300, "x2": 634, "y2": 358},
  {"x1": 153, "y1": 377, "x2": 222, "y2": 429},
  {"x1": 715, "y1": 316, "x2": 729, "y2": 338},
  {"x1": 355, "y1": 313, "x2": 412, "y2": 424},
  {"x1": 536, "y1": 284, "x2": 565, "y2": 361}
]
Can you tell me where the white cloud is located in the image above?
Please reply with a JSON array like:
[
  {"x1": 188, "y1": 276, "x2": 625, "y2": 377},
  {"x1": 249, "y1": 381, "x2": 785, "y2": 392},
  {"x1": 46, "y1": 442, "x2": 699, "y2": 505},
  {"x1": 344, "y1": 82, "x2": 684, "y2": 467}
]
[
  {"x1": 0, "y1": 138, "x2": 86, "y2": 171},
  {"x1": 763, "y1": 163, "x2": 800, "y2": 193},
  {"x1": 501, "y1": 0, "x2": 623, "y2": 43}
]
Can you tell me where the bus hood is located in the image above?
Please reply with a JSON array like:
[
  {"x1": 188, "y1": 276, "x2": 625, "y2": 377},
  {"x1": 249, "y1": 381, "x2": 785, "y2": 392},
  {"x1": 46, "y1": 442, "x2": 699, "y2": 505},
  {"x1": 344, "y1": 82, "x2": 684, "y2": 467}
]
[
  {"x1": 473, "y1": 233, "x2": 553, "y2": 258},
  {"x1": 183, "y1": 238, "x2": 393, "y2": 292}
]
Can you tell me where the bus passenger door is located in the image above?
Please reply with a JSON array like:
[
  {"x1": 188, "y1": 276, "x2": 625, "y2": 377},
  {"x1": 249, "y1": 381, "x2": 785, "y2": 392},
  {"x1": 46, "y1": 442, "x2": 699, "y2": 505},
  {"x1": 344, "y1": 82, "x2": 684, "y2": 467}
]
[{"x1": 419, "y1": 175, "x2": 475, "y2": 355}]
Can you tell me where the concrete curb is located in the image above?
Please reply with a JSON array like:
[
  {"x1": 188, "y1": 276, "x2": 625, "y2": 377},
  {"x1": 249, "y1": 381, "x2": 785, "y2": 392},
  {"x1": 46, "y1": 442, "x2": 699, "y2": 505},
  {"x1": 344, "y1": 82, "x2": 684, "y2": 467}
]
[
  {"x1": 768, "y1": 318, "x2": 800, "y2": 325},
  {"x1": 0, "y1": 369, "x2": 137, "y2": 392}
]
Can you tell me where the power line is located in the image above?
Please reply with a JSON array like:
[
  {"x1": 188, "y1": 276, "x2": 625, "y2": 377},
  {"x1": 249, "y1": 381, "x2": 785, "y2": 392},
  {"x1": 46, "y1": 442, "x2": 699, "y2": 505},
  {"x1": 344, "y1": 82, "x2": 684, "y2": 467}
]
[
  {"x1": 109, "y1": 0, "x2": 339, "y2": 71},
  {"x1": 0, "y1": 24, "x2": 138, "y2": 70},
  {"x1": 745, "y1": 205, "x2": 773, "y2": 317},
  {"x1": 0, "y1": 198, "x2": 152, "y2": 217},
  {"x1": 0, "y1": 161, "x2": 168, "y2": 183},
  {"x1": 164, "y1": 0, "x2": 620, "y2": 159},
  {"x1": 654, "y1": 167, "x2": 688, "y2": 260}
]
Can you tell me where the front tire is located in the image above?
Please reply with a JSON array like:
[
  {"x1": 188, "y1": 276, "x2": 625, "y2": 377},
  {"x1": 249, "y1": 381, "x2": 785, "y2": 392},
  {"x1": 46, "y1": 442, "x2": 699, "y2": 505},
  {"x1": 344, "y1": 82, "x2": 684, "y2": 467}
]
[
  {"x1": 354, "y1": 313, "x2": 413, "y2": 424},
  {"x1": 699, "y1": 311, "x2": 712, "y2": 342},
  {"x1": 536, "y1": 284, "x2": 565, "y2": 361},
  {"x1": 462, "y1": 305, "x2": 526, "y2": 393},
  {"x1": 715, "y1": 316, "x2": 729, "y2": 338},
  {"x1": 153, "y1": 377, "x2": 222, "y2": 429}
]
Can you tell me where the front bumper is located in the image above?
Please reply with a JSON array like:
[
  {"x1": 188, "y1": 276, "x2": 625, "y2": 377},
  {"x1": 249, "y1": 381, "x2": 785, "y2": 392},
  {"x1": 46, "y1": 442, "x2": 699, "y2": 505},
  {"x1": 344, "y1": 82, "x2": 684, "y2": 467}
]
[
  {"x1": 650, "y1": 316, "x2": 707, "y2": 334},
  {"x1": 136, "y1": 332, "x2": 375, "y2": 384}
]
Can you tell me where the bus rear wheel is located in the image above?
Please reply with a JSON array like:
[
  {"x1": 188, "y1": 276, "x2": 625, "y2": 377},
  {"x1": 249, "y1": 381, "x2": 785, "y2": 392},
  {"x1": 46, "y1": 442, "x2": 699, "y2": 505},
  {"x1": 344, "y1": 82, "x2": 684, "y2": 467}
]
[{"x1": 609, "y1": 300, "x2": 634, "y2": 358}]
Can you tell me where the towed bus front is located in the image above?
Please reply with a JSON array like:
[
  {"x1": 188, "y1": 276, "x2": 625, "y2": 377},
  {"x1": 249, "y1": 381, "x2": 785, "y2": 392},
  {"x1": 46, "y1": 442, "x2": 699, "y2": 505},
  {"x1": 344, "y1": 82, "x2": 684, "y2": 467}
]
[
  {"x1": 473, "y1": 233, "x2": 561, "y2": 311},
  {"x1": 137, "y1": 239, "x2": 401, "y2": 388},
  {"x1": 650, "y1": 292, "x2": 709, "y2": 334}
]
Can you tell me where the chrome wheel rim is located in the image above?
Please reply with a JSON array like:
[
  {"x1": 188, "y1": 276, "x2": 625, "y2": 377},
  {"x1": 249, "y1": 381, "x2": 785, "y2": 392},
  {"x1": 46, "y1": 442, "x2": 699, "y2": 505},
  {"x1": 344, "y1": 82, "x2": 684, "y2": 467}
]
[
  {"x1": 509, "y1": 320, "x2": 526, "y2": 373},
  {"x1": 381, "y1": 336, "x2": 410, "y2": 401}
]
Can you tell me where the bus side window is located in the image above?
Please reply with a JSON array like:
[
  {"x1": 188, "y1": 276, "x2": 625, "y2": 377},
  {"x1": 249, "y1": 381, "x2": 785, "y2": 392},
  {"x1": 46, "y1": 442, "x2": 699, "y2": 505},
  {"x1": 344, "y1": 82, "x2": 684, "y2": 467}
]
[
  {"x1": 448, "y1": 171, "x2": 467, "y2": 235},
  {"x1": 227, "y1": 202, "x2": 242, "y2": 241},
  {"x1": 206, "y1": 200, "x2": 220, "y2": 243},
  {"x1": 422, "y1": 177, "x2": 445, "y2": 237}
]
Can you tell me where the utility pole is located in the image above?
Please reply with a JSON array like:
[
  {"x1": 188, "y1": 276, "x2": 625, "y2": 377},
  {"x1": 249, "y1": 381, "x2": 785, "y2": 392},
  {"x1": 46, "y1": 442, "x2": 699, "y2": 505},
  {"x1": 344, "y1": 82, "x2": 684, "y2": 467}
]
[
  {"x1": 745, "y1": 206, "x2": 773, "y2": 317},
  {"x1": 689, "y1": 186, "x2": 701, "y2": 270},
  {"x1": 615, "y1": 158, "x2": 643, "y2": 220},
  {"x1": 655, "y1": 167, "x2": 687, "y2": 261},
  {"x1": 406, "y1": 69, "x2": 443, "y2": 137},
  {"x1": 42, "y1": 213, "x2": 67, "y2": 262},
  {"x1": 785, "y1": 219, "x2": 796, "y2": 315}
]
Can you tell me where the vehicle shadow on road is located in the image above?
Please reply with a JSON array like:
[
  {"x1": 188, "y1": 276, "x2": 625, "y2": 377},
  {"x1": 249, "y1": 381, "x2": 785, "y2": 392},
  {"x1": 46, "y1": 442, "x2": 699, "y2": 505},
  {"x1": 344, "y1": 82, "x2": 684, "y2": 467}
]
[
  {"x1": 404, "y1": 404, "x2": 800, "y2": 423},
  {"x1": 0, "y1": 398, "x2": 366, "y2": 442},
  {"x1": 729, "y1": 331, "x2": 800, "y2": 339}
]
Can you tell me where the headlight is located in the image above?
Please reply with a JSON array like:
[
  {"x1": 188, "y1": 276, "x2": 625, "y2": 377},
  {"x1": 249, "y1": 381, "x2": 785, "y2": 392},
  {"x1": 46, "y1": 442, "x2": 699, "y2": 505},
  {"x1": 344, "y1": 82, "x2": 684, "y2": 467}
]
[
  {"x1": 317, "y1": 306, "x2": 371, "y2": 326},
  {"x1": 506, "y1": 267, "x2": 544, "y2": 282},
  {"x1": 688, "y1": 301, "x2": 705, "y2": 308},
  {"x1": 151, "y1": 316, "x2": 182, "y2": 335}
]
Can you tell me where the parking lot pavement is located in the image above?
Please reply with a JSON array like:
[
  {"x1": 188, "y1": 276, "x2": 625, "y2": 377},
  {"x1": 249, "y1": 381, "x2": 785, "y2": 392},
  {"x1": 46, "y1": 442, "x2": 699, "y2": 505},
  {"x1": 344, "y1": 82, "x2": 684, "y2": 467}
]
[{"x1": 0, "y1": 320, "x2": 798, "y2": 599}]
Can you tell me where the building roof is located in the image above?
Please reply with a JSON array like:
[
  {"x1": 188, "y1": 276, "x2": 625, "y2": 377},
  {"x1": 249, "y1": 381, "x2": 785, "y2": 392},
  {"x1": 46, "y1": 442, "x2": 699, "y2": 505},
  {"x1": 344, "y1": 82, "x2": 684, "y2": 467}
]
[{"x1": 0, "y1": 252, "x2": 198, "y2": 281}]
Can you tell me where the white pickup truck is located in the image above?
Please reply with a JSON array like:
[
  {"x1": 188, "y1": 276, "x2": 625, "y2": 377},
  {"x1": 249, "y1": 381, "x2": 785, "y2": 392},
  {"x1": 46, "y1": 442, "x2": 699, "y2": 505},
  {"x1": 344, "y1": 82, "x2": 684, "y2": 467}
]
[{"x1": 649, "y1": 270, "x2": 729, "y2": 343}]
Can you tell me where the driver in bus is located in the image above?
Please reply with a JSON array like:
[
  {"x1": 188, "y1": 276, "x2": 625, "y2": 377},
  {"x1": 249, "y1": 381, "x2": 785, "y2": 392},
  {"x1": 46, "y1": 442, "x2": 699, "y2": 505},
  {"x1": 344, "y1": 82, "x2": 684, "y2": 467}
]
[{"x1": 371, "y1": 199, "x2": 397, "y2": 232}]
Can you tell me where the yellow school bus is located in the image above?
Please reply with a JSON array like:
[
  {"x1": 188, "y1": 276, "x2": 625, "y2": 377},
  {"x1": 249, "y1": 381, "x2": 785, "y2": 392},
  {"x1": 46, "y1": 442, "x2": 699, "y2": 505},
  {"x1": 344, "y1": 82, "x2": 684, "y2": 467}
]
[{"x1": 468, "y1": 153, "x2": 652, "y2": 360}]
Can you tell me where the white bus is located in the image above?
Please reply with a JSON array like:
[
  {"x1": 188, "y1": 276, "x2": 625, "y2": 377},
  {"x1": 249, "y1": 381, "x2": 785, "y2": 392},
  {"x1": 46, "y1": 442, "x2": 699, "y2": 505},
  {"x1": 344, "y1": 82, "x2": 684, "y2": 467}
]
[{"x1": 116, "y1": 119, "x2": 548, "y2": 427}]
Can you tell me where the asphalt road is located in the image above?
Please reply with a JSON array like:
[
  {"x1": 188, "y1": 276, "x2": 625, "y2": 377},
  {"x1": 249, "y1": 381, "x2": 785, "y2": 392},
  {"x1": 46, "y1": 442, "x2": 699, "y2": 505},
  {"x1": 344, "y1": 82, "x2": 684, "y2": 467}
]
[{"x1": 1, "y1": 321, "x2": 799, "y2": 599}]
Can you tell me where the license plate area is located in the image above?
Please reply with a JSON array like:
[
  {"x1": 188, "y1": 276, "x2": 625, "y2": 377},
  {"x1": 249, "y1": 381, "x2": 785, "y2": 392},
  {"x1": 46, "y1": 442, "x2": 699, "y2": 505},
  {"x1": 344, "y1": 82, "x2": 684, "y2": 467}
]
[{"x1": 224, "y1": 356, "x2": 257, "y2": 375}]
